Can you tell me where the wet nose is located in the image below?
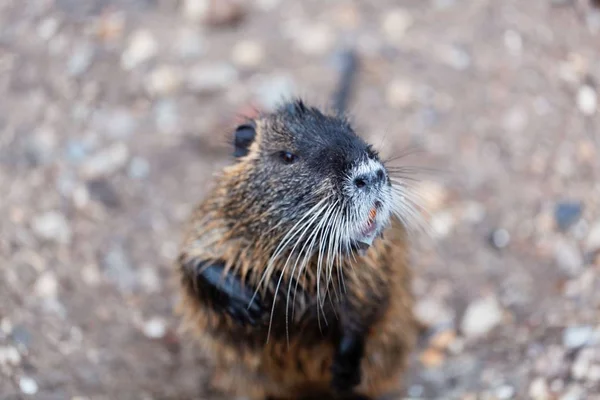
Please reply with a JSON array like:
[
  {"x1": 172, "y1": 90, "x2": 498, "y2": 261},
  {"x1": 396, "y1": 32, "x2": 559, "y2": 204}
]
[{"x1": 354, "y1": 168, "x2": 386, "y2": 189}]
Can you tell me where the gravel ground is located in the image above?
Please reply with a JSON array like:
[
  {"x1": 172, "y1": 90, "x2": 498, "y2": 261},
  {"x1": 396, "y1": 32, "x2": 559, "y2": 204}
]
[{"x1": 1, "y1": 0, "x2": 600, "y2": 399}]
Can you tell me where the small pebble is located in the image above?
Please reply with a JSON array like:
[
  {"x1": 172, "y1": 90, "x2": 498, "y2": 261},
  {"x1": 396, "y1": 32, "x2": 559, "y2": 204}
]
[
  {"x1": 38, "y1": 18, "x2": 59, "y2": 41},
  {"x1": 430, "y1": 329, "x2": 457, "y2": 350},
  {"x1": 231, "y1": 40, "x2": 264, "y2": 68},
  {"x1": 560, "y1": 385, "x2": 584, "y2": 400},
  {"x1": 256, "y1": 0, "x2": 281, "y2": 10},
  {"x1": 26, "y1": 128, "x2": 57, "y2": 166},
  {"x1": 490, "y1": 229, "x2": 511, "y2": 249},
  {"x1": 504, "y1": 30, "x2": 523, "y2": 56},
  {"x1": 554, "y1": 202, "x2": 583, "y2": 231},
  {"x1": 534, "y1": 96, "x2": 552, "y2": 116},
  {"x1": 414, "y1": 298, "x2": 455, "y2": 326},
  {"x1": 87, "y1": 179, "x2": 121, "y2": 209},
  {"x1": 143, "y1": 317, "x2": 167, "y2": 339},
  {"x1": 0, "y1": 346, "x2": 21, "y2": 366},
  {"x1": 461, "y1": 202, "x2": 486, "y2": 224},
  {"x1": 503, "y1": 107, "x2": 528, "y2": 132},
  {"x1": 11, "y1": 326, "x2": 32, "y2": 349},
  {"x1": 1, "y1": 318, "x2": 13, "y2": 335},
  {"x1": 558, "y1": 54, "x2": 587, "y2": 83},
  {"x1": 495, "y1": 385, "x2": 515, "y2": 399},
  {"x1": 154, "y1": 99, "x2": 180, "y2": 135},
  {"x1": 121, "y1": 30, "x2": 158, "y2": 70},
  {"x1": 67, "y1": 43, "x2": 94, "y2": 77},
  {"x1": 433, "y1": 0, "x2": 456, "y2": 9},
  {"x1": 146, "y1": 65, "x2": 183, "y2": 96},
  {"x1": 585, "y1": 220, "x2": 600, "y2": 252},
  {"x1": 420, "y1": 347, "x2": 445, "y2": 368},
  {"x1": 408, "y1": 385, "x2": 425, "y2": 397},
  {"x1": 139, "y1": 266, "x2": 160, "y2": 293},
  {"x1": 175, "y1": 27, "x2": 206, "y2": 59},
  {"x1": 188, "y1": 63, "x2": 238, "y2": 93},
  {"x1": 438, "y1": 44, "x2": 471, "y2": 71},
  {"x1": 65, "y1": 140, "x2": 90, "y2": 163},
  {"x1": 386, "y1": 79, "x2": 414, "y2": 108},
  {"x1": 181, "y1": 0, "x2": 209, "y2": 21},
  {"x1": 587, "y1": 364, "x2": 600, "y2": 381},
  {"x1": 81, "y1": 143, "x2": 129, "y2": 179},
  {"x1": 204, "y1": 0, "x2": 246, "y2": 26},
  {"x1": 98, "y1": 109, "x2": 137, "y2": 139},
  {"x1": 587, "y1": 8, "x2": 600, "y2": 34},
  {"x1": 554, "y1": 239, "x2": 584, "y2": 276},
  {"x1": 550, "y1": 379, "x2": 565, "y2": 393},
  {"x1": 563, "y1": 326, "x2": 594, "y2": 349},
  {"x1": 295, "y1": 23, "x2": 334, "y2": 56},
  {"x1": 103, "y1": 245, "x2": 137, "y2": 293},
  {"x1": 571, "y1": 350, "x2": 591, "y2": 380},
  {"x1": 577, "y1": 85, "x2": 597, "y2": 116},
  {"x1": 72, "y1": 185, "x2": 90, "y2": 209},
  {"x1": 529, "y1": 377, "x2": 550, "y2": 400},
  {"x1": 417, "y1": 181, "x2": 449, "y2": 213},
  {"x1": 550, "y1": 0, "x2": 574, "y2": 6},
  {"x1": 95, "y1": 10, "x2": 125, "y2": 41},
  {"x1": 382, "y1": 8, "x2": 414, "y2": 43},
  {"x1": 81, "y1": 264, "x2": 101, "y2": 287},
  {"x1": 19, "y1": 376, "x2": 38, "y2": 395},
  {"x1": 430, "y1": 211, "x2": 456, "y2": 238},
  {"x1": 128, "y1": 157, "x2": 150, "y2": 180},
  {"x1": 34, "y1": 271, "x2": 58, "y2": 298},
  {"x1": 32, "y1": 211, "x2": 72, "y2": 245},
  {"x1": 460, "y1": 295, "x2": 503, "y2": 339}
]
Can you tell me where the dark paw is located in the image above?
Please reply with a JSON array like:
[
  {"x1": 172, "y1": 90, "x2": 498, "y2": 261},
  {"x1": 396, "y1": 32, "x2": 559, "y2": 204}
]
[
  {"x1": 226, "y1": 293, "x2": 264, "y2": 326},
  {"x1": 192, "y1": 260, "x2": 266, "y2": 327},
  {"x1": 331, "y1": 359, "x2": 361, "y2": 394}
]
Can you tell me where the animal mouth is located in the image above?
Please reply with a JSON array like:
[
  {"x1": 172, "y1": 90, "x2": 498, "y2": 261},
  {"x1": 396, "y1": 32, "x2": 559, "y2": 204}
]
[
  {"x1": 355, "y1": 201, "x2": 383, "y2": 252},
  {"x1": 361, "y1": 206, "x2": 378, "y2": 236}
]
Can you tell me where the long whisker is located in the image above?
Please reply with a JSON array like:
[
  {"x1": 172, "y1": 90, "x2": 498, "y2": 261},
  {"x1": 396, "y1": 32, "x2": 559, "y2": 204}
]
[
  {"x1": 265, "y1": 199, "x2": 330, "y2": 344},
  {"x1": 390, "y1": 186, "x2": 434, "y2": 238},
  {"x1": 324, "y1": 206, "x2": 341, "y2": 302},
  {"x1": 251, "y1": 197, "x2": 331, "y2": 306},
  {"x1": 314, "y1": 200, "x2": 339, "y2": 330},
  {"x1": 382, "y1": 146, "x2": 426, "y2": 164},
  {"x1": 287, "y1": 201, "x2": 336, "y2": 342}
]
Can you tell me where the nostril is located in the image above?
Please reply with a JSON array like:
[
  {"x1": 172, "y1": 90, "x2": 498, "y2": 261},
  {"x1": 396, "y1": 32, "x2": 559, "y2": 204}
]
[
  {"x1": 376, "y1": 169, "x2": 385, "y2": 181},
  {"x1": 354, "y1": 177, "x2": 367, "y2": 188}
]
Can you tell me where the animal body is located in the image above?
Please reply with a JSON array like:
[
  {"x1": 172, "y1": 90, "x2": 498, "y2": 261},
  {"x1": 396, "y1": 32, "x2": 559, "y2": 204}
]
[{"x1": 175, "y1": 52, "x2": 419, "y2": 400}]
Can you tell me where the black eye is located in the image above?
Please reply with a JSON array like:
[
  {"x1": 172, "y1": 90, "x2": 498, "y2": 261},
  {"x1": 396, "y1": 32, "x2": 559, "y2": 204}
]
[{"x1": 279, "y1": 151, "x2": 297, "y2": 164}]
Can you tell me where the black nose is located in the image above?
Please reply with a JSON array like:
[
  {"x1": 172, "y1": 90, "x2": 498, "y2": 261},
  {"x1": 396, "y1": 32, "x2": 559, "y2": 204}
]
[{"x1": 354, "y1": 169, "x2": 386, "y2": 189}]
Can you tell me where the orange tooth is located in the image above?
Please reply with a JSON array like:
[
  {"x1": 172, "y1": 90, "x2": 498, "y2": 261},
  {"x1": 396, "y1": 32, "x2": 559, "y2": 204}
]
[{"x1": 369, "y1": 207, "x2": 377, "y2": 221}]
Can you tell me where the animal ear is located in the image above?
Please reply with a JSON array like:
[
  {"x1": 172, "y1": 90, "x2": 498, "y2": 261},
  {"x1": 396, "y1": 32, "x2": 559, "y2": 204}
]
[{"x1": 233, "y1": 122, "x2": 256, "y2": 158}]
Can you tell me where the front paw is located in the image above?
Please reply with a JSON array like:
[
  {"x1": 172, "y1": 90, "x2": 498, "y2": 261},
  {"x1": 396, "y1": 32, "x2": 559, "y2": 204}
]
[
  {"x1": 331, "y1": 357, "x2": 362, "y2": 394},
  {"x1": 226, "y1": 293, "x2": 265, "y2": 326}
]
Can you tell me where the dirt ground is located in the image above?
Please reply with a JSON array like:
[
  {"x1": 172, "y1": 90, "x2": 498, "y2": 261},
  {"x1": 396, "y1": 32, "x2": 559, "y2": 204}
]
[{"x1": 1, "y1": 0, "x2": 600, "y2": 399}]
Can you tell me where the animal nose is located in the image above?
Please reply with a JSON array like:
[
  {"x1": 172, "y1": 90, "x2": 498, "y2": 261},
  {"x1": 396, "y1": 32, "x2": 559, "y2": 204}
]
[{"x1": 354, "y1": 169, "x2": 386, "y2": 189}]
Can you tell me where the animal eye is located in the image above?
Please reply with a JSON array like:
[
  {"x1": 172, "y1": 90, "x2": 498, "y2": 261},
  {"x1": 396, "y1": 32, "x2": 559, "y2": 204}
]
[{"x1": 279, "y1": 151, "x2": 297, "y2": 164}]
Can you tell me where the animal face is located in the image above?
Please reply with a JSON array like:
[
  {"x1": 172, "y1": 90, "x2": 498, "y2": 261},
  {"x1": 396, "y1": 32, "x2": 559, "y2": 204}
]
[{"x1": 231, "y1": 100, "x2": 395, "y2": 256}]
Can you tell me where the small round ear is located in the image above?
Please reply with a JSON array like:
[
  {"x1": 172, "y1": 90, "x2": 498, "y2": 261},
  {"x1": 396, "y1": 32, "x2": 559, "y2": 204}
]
[{"x1": 233, "y1": 122, "x2": 256, "y2": 158}]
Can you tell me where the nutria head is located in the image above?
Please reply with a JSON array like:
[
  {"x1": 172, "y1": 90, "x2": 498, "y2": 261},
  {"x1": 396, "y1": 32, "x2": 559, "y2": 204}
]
[{"x1": 219, "y1": 99, "x2": 398, "y2": 260}]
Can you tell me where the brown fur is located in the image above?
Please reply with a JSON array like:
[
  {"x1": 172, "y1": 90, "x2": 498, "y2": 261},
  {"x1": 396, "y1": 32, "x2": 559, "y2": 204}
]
[{"x1": 175, "y1": 111, "x2": 418, "y2": 399}]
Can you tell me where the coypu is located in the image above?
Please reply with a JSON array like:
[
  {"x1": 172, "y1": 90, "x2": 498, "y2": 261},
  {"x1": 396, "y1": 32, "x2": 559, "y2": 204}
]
[{"x1": 175, "y1": 51, "x2": 419, "y2": 399}]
